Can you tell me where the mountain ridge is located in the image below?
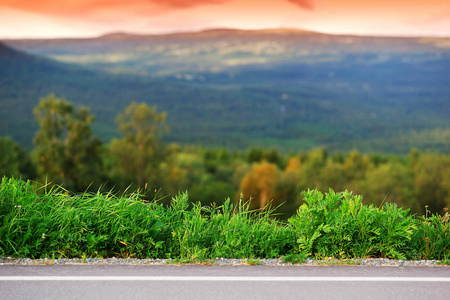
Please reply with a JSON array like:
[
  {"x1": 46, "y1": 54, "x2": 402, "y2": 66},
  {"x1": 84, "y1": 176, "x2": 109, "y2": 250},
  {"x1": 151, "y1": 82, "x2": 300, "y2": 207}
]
[
  {"x1": 5, "y1": 27, "x2": 449, "y2": 82},
  {"x1": 5, "y1": 27, "x2": 450, "y2": 42}
]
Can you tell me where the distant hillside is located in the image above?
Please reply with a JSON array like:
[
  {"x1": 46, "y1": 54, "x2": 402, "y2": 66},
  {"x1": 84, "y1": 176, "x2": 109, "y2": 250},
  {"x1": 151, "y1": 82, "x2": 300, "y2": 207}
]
[
  {"x1": 1, "y1": 29, "x2": 450, "y2": 153},
  {"x1": 0, "y1": 42, "x2": 259, "y2": 149},
  {"x1": 0, "y1": 42, "x2": 102, "y2": 147},
  {"x1": 5, "y1": 28, "x2": 450, "y2": 76}
]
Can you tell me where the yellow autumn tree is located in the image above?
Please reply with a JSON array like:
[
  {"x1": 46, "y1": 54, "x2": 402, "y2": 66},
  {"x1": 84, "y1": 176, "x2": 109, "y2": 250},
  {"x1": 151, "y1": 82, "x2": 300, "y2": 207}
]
[{"x1": 239, "y1": 162, "x2": 278, "y2": 210}]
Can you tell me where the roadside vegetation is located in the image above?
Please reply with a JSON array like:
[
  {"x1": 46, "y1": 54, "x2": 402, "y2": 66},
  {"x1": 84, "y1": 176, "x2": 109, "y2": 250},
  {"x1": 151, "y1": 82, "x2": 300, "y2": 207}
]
[
  {"x1": 1, "y1": 95, "x2": 449, "y2": 262},
  {"x1": 1, "y1": 177, "x2": 448, "y2": 262}
]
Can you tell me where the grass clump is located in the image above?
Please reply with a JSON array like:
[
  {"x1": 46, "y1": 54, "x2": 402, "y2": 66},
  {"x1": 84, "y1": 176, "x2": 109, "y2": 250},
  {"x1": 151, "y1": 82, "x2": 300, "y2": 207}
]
[
  {"x1": 0, "y1": 177, "x2": 294, "y2": 259},
  {"x1": 410, "y1": 207, "x2": 450, "y2": 260},
  {"x1": 0, "y1": 177, "x2": 449, "y2": 261},
  {"x1": 172, "y1": 197, "x2": 295, "y2": 260},
  {"x1": 0, "y1": 177, "x2": 174, "y2": 258}
]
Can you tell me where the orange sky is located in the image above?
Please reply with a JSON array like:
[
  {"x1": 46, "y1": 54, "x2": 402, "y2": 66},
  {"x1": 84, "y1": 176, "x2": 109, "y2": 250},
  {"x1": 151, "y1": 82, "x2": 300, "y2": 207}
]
[{"x1": 0, "y1": 0, "x2": 449, "y2": 38}]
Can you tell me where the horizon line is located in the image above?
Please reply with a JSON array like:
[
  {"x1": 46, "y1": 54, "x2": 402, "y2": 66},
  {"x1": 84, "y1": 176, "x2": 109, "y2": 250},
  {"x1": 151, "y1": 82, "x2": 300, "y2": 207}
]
[{"x1": 1, "y1": 26, "x2": 449, "y2": 41}]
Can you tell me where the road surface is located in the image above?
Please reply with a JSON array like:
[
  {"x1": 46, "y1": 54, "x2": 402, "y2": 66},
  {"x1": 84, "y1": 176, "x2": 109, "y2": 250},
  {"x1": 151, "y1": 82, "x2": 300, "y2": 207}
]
[{"x1": 1, "y1": 264, "x2": 449, "y2": 299}]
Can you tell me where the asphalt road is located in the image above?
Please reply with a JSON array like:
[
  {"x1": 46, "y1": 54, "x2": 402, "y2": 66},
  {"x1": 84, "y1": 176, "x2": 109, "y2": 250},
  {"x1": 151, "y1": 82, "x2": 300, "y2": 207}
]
[{"x1": 1, "y1": 265, "x2": 449, "y2": 300}]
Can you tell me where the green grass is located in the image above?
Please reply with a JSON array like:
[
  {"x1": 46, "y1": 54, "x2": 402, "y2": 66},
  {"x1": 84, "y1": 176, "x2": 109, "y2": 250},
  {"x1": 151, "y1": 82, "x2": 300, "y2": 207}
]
[{"x1": 0, "y1": 177, "x2": 449, "y2": 261}]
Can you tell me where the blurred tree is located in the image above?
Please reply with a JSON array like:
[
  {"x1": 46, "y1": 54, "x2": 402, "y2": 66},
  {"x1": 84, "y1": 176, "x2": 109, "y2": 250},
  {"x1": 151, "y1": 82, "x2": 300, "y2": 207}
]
[
  {"x1": 0, "y1": 136, "x2": 20, "y2": 178},
  {"x1": 413, "y1": 154, "x2": 450, "y2": 214},
  {"x1": 172, "y1": 152, "x2": 206, "y2": 192},
  {"x1": 108, "y1": 102, "x2": 169, "y2": 190},
  {"x1": 320, "y1": 160, "x2": 347, "y2": 192},
  {"x1": 272, "y1": 171, "x2": 300, "y2": 219},
  {"x1": 231, "y1": 160, "x2": 252, "y2": 189},
  {"x1": 342, "y1": 150, "x2": 372, "y2": 182},
  {"x1": 331, "y1": 152, "x2": 345, "y2": 164},
  {"x1": 240, "y1": 162, "x2": 278, "y2": 210},
  {"x1": 298, "y1": 148, "x2": 328, "y2": 191},
  {"x1": 368, "y1": 153, "x2": 389, "y2": 167},
  {"x1": 158, "y1": 143, "x2": 184, "y2": 196},
  {"x1": 285, "y1": 156, "x2": 302, "y2": 174},
  {"x1": 265, "y1": 149, "x2": 283, "y2": 167},
  {"x1": 441, "y1": 167, "x2": 450, "y2": 209},
  {"x1": 246, "y1": 147, "x2": 264, "y2": 164},
  {"x1": 360, "y1": 162, "x2": 415, "y2": 209},
  {"x1": 190, "y1": 180, "x2": 235, "y2": 207},
  {"x1": 15, "y1": 142, "x2": 37, "y2": 180},
  {"x1": 203, "y1": 148, "x2": 231, "y2": 175},
  {"x1": 168, "y1": 150, "x2": 235, "y2": 206},
  {"x1": 33, "y1": 94, "x2": 102, "y2": 191}
]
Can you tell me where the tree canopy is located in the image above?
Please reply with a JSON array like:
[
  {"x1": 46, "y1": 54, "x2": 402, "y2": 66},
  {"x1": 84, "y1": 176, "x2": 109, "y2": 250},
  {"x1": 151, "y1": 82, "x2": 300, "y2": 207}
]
[
  {"x1": 108, "y1": 102, "x2": 169, "y2": 190},
  {"x1": 33, "y1": 94, "x2": 102, "y2": 191}
]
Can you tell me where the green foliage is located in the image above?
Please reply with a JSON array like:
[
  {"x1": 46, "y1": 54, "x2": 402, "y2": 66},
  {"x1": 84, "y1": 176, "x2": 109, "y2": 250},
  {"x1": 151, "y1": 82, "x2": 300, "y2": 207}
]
[
  {"x1": 33, "y1": 95, "x2": 102, "y2": 191},
  {"x1": 413, "y1": 153, "x2": 450, "y2": 214},
  {"x1": 107, "y1": 102, "x2": 169, "y2": 190},
  {"x1": 0, "y1": 177, "x2": 294, "y2": 259},
  {"x1": 8, "y1": 90, "x2": 450, "y2": 216},
  {"x1": 281, "y1": 148, "x2": 450, "y2": 216},
  {"x1": 409, "y1": 208, "x2": 450, "y2": 260},
  {"x1": 0, "y1": 136, "x2": 36, "y2": 180},
  {"x1": 359, "y1": 162, "x2": 414, "y2": 207},
  {"x1": 4, "y1": 90, "x2": 450, "y2": 220},
  {"x1": 189, "y1": 181, "x2": 234, "y2": 207},
  {"x1": 288, "y1": 189, "x2": 416, "y2": 259},
  {"x1": 0, "y1": 177, "x2": 449, "y2": 261},
  {"x1": 0, "y1": 136, "x2": 20, "y2": 178},
  {"x1": 0, "y1": 177, "x2": 173, "y2": 258},
  {"x1": 169, "y1": 195, "x2": 295, "y2": 260}
]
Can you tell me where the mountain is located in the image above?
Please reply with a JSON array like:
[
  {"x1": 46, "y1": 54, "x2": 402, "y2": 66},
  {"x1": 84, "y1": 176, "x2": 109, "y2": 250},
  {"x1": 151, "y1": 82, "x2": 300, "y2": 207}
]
[
  {"x1": 0, "y1": 42, "x2": 102, "y2": 147},
  {"x1": 1, "y1": 29, "x2": 450, "y2": 153},
  {"x1": 4, "y1": 28, "x2": 449, "y2": 77}
]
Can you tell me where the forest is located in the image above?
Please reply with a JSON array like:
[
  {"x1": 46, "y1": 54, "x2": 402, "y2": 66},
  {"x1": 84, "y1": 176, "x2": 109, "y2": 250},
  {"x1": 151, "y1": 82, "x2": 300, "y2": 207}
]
[{"x1": 1, "y1": 94, "x2": 449, "y2": 219}]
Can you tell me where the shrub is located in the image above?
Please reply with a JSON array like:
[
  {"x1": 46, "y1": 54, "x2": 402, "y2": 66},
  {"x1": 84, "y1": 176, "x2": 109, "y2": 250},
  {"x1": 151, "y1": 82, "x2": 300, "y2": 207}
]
[{"x1": 288, "y1": 189, "x2": 416, "y2": 259}]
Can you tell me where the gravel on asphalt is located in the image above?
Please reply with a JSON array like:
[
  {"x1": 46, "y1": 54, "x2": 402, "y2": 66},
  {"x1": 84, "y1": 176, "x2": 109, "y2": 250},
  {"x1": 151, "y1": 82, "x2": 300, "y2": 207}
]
[{"x1": 0, "y1": 257, "x2": 446, "y2": 267}]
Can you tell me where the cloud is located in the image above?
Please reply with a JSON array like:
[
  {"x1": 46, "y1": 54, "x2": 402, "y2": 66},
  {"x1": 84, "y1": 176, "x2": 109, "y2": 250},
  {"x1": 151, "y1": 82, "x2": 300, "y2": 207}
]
[
  {"x1": 286, "y1": 0, "x2": 314, "y2": 10},
  {"x1": 0, "y1": 0, "x2": 229, "y2": 16},
  {"x1": 159, "y1": 0, "x2": 229, "y2": 9},
  {"x1": 0, "y1": 0, "x2": 316, "y2": 30}
]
